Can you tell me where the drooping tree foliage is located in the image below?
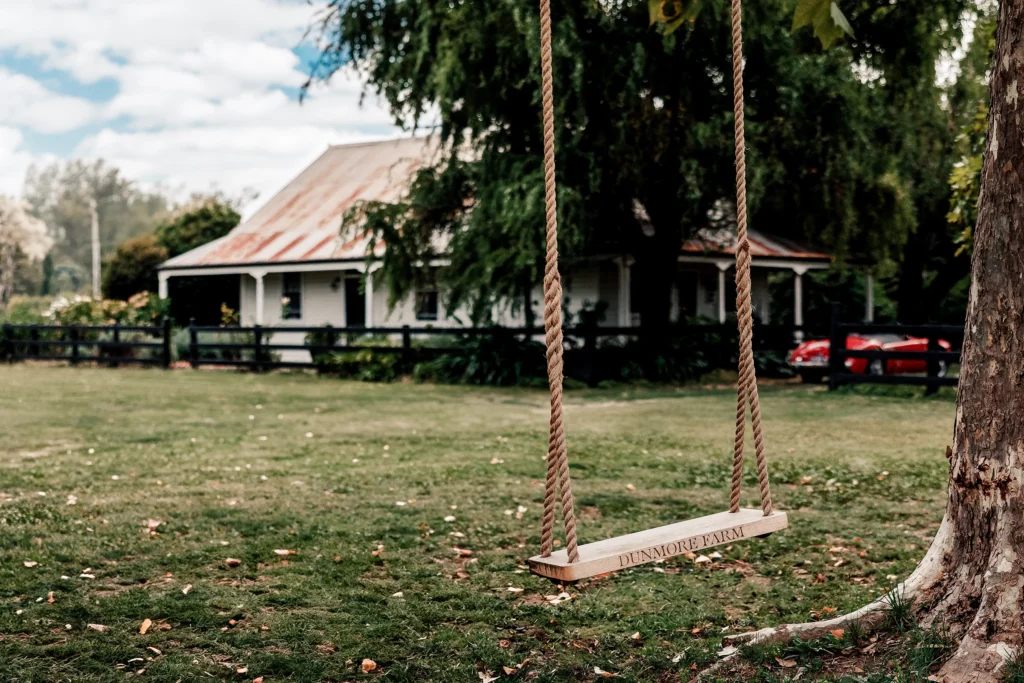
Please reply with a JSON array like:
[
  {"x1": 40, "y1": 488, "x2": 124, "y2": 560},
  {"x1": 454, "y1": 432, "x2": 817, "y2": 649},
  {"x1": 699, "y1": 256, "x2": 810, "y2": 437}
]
[{"x1": 307, "y1": 0, "x2": 966, "y2": 331}]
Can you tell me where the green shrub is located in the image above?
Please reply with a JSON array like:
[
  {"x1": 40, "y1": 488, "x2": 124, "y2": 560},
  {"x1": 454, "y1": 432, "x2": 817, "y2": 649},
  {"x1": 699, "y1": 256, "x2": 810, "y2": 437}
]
[
  {"x1": 304, "y1": 324, "x2": 340, "y2": 355},
  {"x1": 48, "y1": 292, "x2": 169, "y2": 327},
  {"x1": 101, "y1": 235, "x2": 169, "y2": 300},
  {"x1": 318, "y1": 349, "x2": 401, "y2": 382},
  {"x1": 416, "y1": 330, "x2": 545, "y2": 386}
]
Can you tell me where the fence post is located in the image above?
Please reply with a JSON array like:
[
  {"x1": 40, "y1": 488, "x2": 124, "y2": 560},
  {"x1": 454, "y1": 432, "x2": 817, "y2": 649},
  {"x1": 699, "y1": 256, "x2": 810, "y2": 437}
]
[
  {"x1": 188, "y1": 318, "x2": 198, "y2": 369},
  {"x1": 2, "y1": 323, "x2": 9, "y2": 362},
  {"x1": 70, "y1": 326, "x2": 80, "y2": 366},
  {"x1": 583, "y1": 323, "x2": 598, "y2": 387},
  {"x1": 828, "y1": 302, "x2": 843, "y2": 390},
  {"x1": 401, "y1": 324, "x2": 412, "y2": 367},
  {"x1": 926, "y1": 333, "x2": 940, "y2": 395},
  {"x1": 162, "y1": 317, "x2": 172, "y2": 369},
  {"x1": 253, "y1": 324, "x2": 263, "y2": 372},
  {"x1": 110, "y1": 321, "x2": 120, "y2": 368},
  {"x1": 30, "y1": 325, "x2": 39, "y2": 358}
]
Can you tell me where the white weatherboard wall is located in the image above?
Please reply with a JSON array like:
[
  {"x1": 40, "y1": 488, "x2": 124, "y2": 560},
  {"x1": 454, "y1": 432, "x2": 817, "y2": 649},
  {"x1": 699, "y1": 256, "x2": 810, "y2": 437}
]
[{"x1": 237, "y1": 264, "x2": 614, "y2": 363}]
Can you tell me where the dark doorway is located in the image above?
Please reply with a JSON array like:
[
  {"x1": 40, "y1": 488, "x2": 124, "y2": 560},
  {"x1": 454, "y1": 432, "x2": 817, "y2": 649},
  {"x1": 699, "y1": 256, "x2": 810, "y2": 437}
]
[
  {"x1": 168, "y1": 275, "x2": 240, "y2": 326},
  {"x1": 345, "y1": 278, "x2": 365, "y2": 327}
]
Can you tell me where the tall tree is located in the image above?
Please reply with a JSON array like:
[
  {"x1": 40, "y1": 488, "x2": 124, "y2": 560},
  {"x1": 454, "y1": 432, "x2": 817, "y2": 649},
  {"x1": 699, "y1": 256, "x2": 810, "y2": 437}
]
[
  {"x1": 308, "y1": 0, "x2": 963, "y2": 333},
  {"x1": 23, "y1": 160, "x2": 170, "y2": 295},
  {"x1": 732, "y1": 2, "x2": 1024, "y2": 679},
  {"x1": 0, "y1": 195, "x2": 51, "y2": 305}
]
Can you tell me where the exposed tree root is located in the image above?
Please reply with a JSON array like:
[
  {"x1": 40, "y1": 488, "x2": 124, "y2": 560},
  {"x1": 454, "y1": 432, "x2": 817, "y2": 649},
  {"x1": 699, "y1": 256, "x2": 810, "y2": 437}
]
[
  {"x1": 707, "y1": 513, "x2": 1024, "y2": 682},
  {"x1": 727, "y1": 516, "x2": 952, "y2": 647}
]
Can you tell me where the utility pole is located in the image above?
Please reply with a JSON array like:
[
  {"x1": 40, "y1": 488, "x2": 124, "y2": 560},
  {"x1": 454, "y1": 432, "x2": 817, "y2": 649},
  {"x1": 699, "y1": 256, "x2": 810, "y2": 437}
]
[{"x1": 89, "y1": 196, "x2": 100, "y2": 298}]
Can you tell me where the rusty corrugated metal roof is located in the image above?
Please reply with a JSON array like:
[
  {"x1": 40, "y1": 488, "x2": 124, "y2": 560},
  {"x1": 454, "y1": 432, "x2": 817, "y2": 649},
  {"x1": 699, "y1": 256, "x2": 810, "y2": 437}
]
[
  {"x1": 681, "y1": 228, "x2": 831, "y2": 261},
  {"x1": 161, "y1": 136, "x2": 437, "y2": 268},
  {"x1": 162, "y1": 136, "x2": 831, "y2": 269}
]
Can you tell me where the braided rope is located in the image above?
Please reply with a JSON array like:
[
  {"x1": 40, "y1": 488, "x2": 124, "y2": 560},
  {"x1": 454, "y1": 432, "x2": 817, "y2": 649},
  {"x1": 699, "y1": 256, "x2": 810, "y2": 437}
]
[
  {"x1": 538, "y1": 0, "x2": 580, "y2": 563},
  {"x1": 729, "y1": 0, "x2": 773, "y2": 516}
]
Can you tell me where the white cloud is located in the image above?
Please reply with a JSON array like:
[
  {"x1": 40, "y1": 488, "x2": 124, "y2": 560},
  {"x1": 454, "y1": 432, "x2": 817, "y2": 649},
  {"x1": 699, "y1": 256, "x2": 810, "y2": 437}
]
[
  {"x1": 0, "y1": 0, "x2": 414, "y2": 208},
  {"x1": 74, "y1": 124, "x2": 401, "y2": 217},
  {"x1": 0, "y1": 127, "x2": 55, "y2": 197},
  {"x1": 0, "y1": 69, "x2": 99, "y2": 133}
]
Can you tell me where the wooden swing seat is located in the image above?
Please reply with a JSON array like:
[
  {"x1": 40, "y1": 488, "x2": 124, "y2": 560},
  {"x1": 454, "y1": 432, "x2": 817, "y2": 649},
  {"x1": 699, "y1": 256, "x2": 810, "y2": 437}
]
[{"x1": 528, "y1": 508, "x2": 788, "y2": 582}]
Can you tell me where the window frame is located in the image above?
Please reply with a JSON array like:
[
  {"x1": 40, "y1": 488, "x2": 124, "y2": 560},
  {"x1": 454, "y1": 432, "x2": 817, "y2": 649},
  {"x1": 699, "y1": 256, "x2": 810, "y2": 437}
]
[
  {"x1": 281, "y1": 272, "x2": 303, "y2": 320},
  {"x1": 414, "y1": 286, "x2": 439, "y2": 321}
]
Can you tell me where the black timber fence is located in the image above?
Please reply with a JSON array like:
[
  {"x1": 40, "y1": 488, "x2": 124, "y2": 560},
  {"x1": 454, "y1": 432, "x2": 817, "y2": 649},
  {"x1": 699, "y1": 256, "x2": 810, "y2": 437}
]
[
  {"x1": 186, "y1": 320, "x2": 821, "y2": 385},
  {"x1": 827, "y1": 303, "x2": 963, "y2": 393},
  {"x1": 2, "y1": 319, "x2": 172, "y2": 368}
]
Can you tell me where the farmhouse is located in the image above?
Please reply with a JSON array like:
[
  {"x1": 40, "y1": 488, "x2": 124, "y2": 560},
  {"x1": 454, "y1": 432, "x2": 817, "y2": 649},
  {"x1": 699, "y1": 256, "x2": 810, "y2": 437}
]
[{"x1": 157, "y1": 136, "x2": 852, "y2": 332}]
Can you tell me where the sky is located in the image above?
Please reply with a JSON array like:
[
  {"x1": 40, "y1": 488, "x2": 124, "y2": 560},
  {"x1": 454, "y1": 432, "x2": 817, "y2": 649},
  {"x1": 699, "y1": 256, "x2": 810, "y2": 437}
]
[{"x1": 0, "y1": 0, "x2": 407, "y2": 216}]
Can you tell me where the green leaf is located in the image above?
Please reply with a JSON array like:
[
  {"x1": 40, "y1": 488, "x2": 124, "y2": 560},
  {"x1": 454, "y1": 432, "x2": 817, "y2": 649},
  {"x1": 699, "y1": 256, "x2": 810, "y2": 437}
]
[
  {"x1": 648, "y1": 0, "x2": 700, "y2": 35},
  {"x1": 792, "y1": 0, "x2": 854, "y2": 49},
  {"x1": 829, "y1": 3, "x2": 854, "y2": 39}
]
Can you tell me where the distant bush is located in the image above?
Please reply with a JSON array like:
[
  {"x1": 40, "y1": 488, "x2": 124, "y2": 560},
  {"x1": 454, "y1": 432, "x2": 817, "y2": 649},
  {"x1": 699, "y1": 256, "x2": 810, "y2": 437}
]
[
  {"x1": 318, "y1": 348, "x2": 402, "y2": 382},
  {"x1": 46, "y1": 292, "x2": 169, "y2": 327},
  {"x1": 414, "y1": 330, "x2": 545, "y2": 386},
  {"x1": 101, "y1": 235, "x2": 168, "y2": 300}
]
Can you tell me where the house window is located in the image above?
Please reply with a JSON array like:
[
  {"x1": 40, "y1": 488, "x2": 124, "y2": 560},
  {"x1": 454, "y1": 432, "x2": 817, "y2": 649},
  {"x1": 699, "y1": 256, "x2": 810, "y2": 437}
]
[
  {"x1": 281, "y1": 273, "x2": 302, "y2": 320},
  {"x1": 415, "y1": 286, "x2": 438, "y2": 321}
]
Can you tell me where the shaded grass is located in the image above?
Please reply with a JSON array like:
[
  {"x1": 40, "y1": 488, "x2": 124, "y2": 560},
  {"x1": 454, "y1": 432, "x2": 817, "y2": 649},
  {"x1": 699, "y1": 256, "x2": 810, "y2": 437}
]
[{"x1": 0, "y1": 365, "x2": 955, "y2": 681}]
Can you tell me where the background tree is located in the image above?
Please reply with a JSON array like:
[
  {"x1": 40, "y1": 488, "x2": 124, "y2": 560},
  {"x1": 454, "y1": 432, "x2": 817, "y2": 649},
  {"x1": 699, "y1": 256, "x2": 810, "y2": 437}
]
[
  {"x1": 0, "y1": 196, "x2": 52, "y2": 305},
  {"x1": 23, "y1": 160, "x2": 170, "y2": 295},
  {"x1": 101, "y1": 235, "x2": 169, "y2": 301},
  {"x1": 308, "y1": 0, "x2": 965, "y2": 335},
  {"x1": 154, "y1": 196, "x2": 241, "y2": 258}
]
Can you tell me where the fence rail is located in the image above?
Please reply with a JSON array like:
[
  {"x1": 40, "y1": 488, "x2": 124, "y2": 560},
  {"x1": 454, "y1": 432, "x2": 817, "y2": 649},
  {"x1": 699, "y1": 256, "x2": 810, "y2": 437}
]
[
  {"x1": 2, "y1": 319, "x2": 172, "y2": 367},
  {"x1": 827, "y1": 303, "x2": 963, "y2": 392}
]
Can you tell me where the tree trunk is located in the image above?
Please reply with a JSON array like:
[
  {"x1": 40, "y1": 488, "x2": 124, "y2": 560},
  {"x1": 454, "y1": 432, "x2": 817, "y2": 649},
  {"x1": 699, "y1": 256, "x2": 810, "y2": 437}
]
[
  {"x1": 731, "y1": 6, "x2": 1024, "y2": 680},
  {"x1": 0, "y1": 244, "x2": 14, "y2": 305},
  {"x1": 913, "y1": 4, "x2": 1024, "y2": 676}
]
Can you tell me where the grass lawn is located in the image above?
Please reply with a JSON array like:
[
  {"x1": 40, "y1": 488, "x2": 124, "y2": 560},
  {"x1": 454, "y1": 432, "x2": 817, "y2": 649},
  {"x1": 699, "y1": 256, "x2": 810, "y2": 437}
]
[{"x1": 0, "y1": 365, "x2": 955, "y2": 682}]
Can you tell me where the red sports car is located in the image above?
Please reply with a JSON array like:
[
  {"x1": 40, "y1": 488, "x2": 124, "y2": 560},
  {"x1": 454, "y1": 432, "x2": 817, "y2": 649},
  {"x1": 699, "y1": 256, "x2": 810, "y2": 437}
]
[{"x1": 788, "y1": 334, "x2": 952, "y2": 384}]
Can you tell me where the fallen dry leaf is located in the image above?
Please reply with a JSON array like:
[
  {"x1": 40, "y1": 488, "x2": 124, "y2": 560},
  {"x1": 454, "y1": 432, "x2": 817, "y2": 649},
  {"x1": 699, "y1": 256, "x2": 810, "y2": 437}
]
[
  {"x1": 237, "y1": 666, "x2": 248, "y2": 674},
  {"x1": 147, "y1": 646, "x2": 162, "y2": 655},
  {"x1": 47, "y1": 591, "x2": 55, "y2": 604},
  {"x1": 830, "y1": 628, "x2": 845, "y2": 639},
  {"x1": 478, "y1": 671, "x2": 499, "y2": 683},
  {"x1": 87, "y1": 623, "x2": 108, "y2": 632},
  {"x1": 625, "y1": 483, "x2": 637, "y2": 492},
  {"x1": 23, "y1": 561, "x2": 38, "y2": 568},
  {"x1": 503, "y1": 665, "x2": 517, "y2": 675},
  {"x1": 593, "y1": 666, "x2": 617, "y2": 677},
  {"x1": 775, "y1": 657, "x2": 797, "y2": 668},
  {"x1": 224, "y1": 558, "x2": 242, "y2": 568},
  {"x1": 254, "y1": 678, "x2": 264, "y2": 683},
  {"x1": 371, "y1": 545, "x2": 385, "y2": 557},
  {"x1": 182, "y1": 584, "x2": 192, "y2": 595},
  {"x1": 361, "y1": 658, "x2": 377, "y2": 673},
  {"x1": 139, "y1": 619, "x2": 152, "y2": 635},
  {"x1": 717, "y1": 645, "x2": 738, "y2": 657},
  {"x1": 630, "y1": 632, "x2": 641, "y2": 640},
  {"x1": 273, "y1": 549, "x2": 295, "y2": 556}
]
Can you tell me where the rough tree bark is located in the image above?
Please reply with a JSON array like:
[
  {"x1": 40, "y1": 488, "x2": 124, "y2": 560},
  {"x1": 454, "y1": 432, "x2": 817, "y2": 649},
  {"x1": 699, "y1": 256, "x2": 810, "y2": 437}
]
[{"x1": 729, "y1": 4, "x2": 1024, "y2": 681}]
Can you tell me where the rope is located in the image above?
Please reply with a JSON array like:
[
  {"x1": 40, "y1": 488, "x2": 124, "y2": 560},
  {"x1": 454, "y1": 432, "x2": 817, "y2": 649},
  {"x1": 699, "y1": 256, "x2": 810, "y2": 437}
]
[
  {"x1": 538, "y1": 0, "x2": 580, "y2": 563},
  {"x1": 728, "y1": 0, "x2": 773, "y2": 516}
]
